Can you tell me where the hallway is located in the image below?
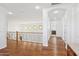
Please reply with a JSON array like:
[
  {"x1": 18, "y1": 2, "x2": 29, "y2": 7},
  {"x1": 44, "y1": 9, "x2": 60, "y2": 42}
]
[{"x1": 0, "y1": 36, "x2": 66, "y2": 56}]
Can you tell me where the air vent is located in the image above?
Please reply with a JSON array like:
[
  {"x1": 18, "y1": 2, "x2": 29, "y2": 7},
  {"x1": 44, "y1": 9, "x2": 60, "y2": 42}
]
[{"x1": 51, "y1": 3, "x2": 60, "y2": 5}]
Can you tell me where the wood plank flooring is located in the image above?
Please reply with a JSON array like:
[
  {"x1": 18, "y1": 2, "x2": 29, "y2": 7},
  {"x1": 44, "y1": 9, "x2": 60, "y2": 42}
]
[{"x1": 0, "y1": 36, "x2": 67, "y2": 56}]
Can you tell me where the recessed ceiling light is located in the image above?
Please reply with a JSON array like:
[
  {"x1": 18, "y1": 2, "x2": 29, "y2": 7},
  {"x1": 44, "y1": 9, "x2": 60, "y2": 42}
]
[
  {"x1": 35, "y1": 6, "x2": 40, "y2": 10},
  {"x1": 8, "y1": 12, "x2": 13, "y2": 15},
  {"x1": 53, "y1": 10, "x2": 59, "y2": 14}
]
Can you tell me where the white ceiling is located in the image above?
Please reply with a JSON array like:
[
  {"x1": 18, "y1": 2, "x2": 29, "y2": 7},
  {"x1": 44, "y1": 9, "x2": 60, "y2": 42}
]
[
  {"x1": 0, "y1": 3, "x2": 64, "y2": 21},
  {"x1": 0, "y1": 3, "x2": 51, "y2": 18}
]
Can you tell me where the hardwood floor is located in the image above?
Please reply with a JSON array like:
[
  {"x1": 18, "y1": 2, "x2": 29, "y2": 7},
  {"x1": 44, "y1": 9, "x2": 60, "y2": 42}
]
[{"x1": 0, "y1": 36, "x2": 67, "y2": 56}]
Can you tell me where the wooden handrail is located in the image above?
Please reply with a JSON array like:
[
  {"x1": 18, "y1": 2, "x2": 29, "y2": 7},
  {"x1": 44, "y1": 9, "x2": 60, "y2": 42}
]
[{"x1": 7, "y1": 31, "x2": 43, "y2": 41}]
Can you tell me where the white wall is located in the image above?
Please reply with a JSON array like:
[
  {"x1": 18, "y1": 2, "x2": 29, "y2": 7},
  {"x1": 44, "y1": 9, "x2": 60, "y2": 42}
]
[
  {"x1": 50, "y1": 21, "x2": 56, "y2": 31},
  {"x1": 8, "y1": 17, "x2": 42, "y2": 32},
  {"x1": 72, "y1": 4, "x2": 79, "y2": 44},
  {"x1": 56, "y1": 19, "x2": 64, "y2": 37},
  {"x1": 63, "y1": 6, "x2": 74, "y2": 44},
  {"x1": 0, "y1": 7, "x2": 7, "y2": 49},
  {"x1": 62, "y1": 4, "x2": 79, "y2": 49}
]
